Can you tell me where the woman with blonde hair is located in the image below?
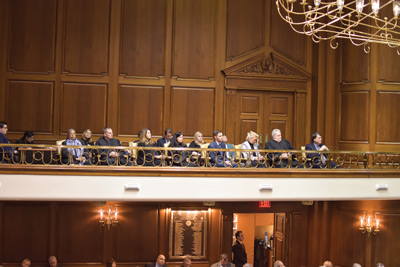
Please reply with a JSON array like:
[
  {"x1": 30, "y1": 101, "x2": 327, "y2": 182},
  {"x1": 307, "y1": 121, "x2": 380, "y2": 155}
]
[
  {"x1": 80, "y1": 129, "x2": 94, "y2": 146},
  {"x1": 189, "y1": 131, "x2": 204, "y2": 166},
  {"x1": 241, "y1": 131, "x2": 266, "y2": 167}
]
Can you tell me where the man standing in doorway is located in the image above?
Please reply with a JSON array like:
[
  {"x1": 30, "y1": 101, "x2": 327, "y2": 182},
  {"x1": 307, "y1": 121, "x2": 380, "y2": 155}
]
[{"x1": 232, "y1": 231, "x2": 247, "y2": 267}]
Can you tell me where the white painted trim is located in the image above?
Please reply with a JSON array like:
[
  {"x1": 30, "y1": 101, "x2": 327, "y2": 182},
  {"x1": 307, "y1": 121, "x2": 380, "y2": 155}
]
[{"x1": 1, "y1": 174, "x2": 400, "y2": 201}]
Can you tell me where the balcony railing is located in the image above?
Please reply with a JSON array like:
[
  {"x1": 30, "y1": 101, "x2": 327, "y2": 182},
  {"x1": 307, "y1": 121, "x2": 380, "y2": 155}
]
[{"x1": 0, "y1": 143, "x2": 399, "y2": 170}]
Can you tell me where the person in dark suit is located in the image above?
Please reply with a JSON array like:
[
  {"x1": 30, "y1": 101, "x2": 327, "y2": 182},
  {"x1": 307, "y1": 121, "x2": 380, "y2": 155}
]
[
  {"x1": 208, "y1": 130, "x2": 237, "y2": 167},
  {"x1": 211, "y1": 253, "x2": 235, "y2": 267},
  {"x1": 0, "y1": 121, "x2": 12, "y2": 163},
  {"x1": 232, "y1": 231, "x2": 247, "y2": 267},
  {"x1": 96, "y1": 127, "x2": 131, "y2": 166},
  {"x1": 145, "y1": 254, "x2": 168, "y2": 267},
  {"x1": 265, "y1": 129, "x2": 302, "y2": 168},
  {"x1": 13, "y1": 131, "x2": 35, "y2": 163},
  {"x1": 157, "y1": 128, "x2": 173, "y2": 147},
  {"x1": 182, "y1": 256, "x2": 191, "y2": 267},
  {"x1": 169, "y1": 132, "x2": 196, "y2": 167},
  {"x1": 305, "y1": 132, "x2": 336, "y2": 168}
]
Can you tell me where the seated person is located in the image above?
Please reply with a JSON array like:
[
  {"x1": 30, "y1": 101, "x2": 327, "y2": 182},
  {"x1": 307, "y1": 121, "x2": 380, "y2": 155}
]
[
  {"x1": 222, "y1": 134, "x2": 235, "y2": 160},
  {"x1": 0, "y1": 121, "x2": 12, "y2": 163},
  {"x1": 106, "y1": 259, "x2": 117, "y2": 267},
  {"x1": 265, "y1": 129, "x2": 303, "y2": 168},
  {"x1": 182, "y1": 256, "x2": 191, "y2": 267},
  {"x1": 80, "y1": 129, "x2": 95, "y2": 146},
  {"x1": 61, "y1": 129, "x2": 88, "y2": 165},
  {"x1": 145, "y1": 254, "x2": 167, "y2": 267},
  {"x1": 189, "y1": 131, "x2": 204, "y2": 166},
  {"x1": 137, "y1": 128, "x2": 165, "y2": 166},
  {"x1": 241, "y1": 131, "x2": 266, "y2": 168},
  {"x1": 208, "y1": 130, "x2": 237, "y2": 168},
  {"x1": 157, "y1": 128, "x2": 173, "y2": 147},
  {"x1": 96, "y1": 127, "x2": 131, "y2": 166},
  {"x1": 305, "y1": 132, "x2": 336, "y2": 168},
  {"x1": 169, "y1": 132, "x2": 196, "y2": 167},
  {"x1": 14, "y1": 131, "x2": 35, "y2": 163},
  {"x1": 80, "y1": 129, "x2": 95, "y2": 164},
  {"x1": 211, "y1": 253, "x2": 235, "y2": 267}
]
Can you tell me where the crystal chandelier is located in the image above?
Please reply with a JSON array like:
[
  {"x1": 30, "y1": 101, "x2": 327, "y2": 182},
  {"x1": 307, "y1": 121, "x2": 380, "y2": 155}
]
[{"x1": 276, "y1": 0, "x2": 400, "y2": 54}]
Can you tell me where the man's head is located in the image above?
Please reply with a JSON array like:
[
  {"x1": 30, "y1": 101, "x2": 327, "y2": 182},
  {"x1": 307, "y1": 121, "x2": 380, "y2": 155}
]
[
  {"x1": 103, "y1": 127, "x2": 113, "y2": 141},
  {"x1": 235, "y1": 231, "x2": 244, "y2": 242},
  {"x1": 271, "y1": 129, "x2": 282, "y2": 143},
  {"x1": 67, "y1": 129, "x2": 76, "y2": 140},
  {"x1": 21, "y1": 259, "x2": 31, "y2": 267},
  {"x1": 48, "y1": 256, "x2": 57, "y2": 267},
  {"x1": 323, "y1": 261, "x2": 333, "y2": 267},
  {"x1": 164, "y1": 128, "x2": 173, "y2": 141},
  {"x1": 273, "y1": 261, "x2": 285, "y2": 267},
  {"x1": 213, "y1": 130, "x2": 223, "y2": 142},
  {"x1": 156, "y1": 254, "x2": 166, "y2": 266},
  {"x1": 219, "y1": 253, "x2": 229, "y2": 267},
  {"x1": 24, "y1": 131, "x2": 34, "y2": 143},
  {"x1": 352, "y1": 263, "x2": 361, "y2": 267},
  {"x1": 183, "y1": 256, "x2": 191, "y2": 267},
  {"x1": 312, "y1": 132, "x2": 322, "y2": 146},
  {"x1": 0, "y1": 121, "x2": 8, "y2": 135},
  {"x1": 376, "y1": 263, "x2": 384, "y2": 267}
]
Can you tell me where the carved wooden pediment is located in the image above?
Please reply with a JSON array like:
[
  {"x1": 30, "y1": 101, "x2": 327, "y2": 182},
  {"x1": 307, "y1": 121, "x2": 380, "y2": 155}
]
[{"x1": 222, "y1": 52, "x2": 311, "y2": 80}]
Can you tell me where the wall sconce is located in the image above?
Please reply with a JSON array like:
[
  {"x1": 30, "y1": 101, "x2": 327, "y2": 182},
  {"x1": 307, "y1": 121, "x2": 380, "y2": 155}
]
[
  {"x1": 99, "y1": 205, "x2": 118, "y2": 229},
  {"x1": 359, "y1": 215, "x2": 380, "y2": 236}
]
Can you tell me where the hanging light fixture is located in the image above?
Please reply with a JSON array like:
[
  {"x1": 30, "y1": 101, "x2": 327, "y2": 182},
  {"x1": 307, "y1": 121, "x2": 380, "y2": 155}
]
[{"x1": 276, "y1": 0, "x2": 400, "y2": 54}]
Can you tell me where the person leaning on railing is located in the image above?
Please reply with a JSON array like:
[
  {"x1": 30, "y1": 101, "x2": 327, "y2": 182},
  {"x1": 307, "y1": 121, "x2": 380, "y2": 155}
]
[
  {"x1": 265, "y1": 129, "x2": 303, "y2": 168},
  {"x1": 137, "y1": 128, "x2": 165, "y2": 166},
  {"x1": 241, "y1": 131, "x2": 267, "y2": 168},
  {"x1": 189, "y1": 131, "x2": 204, "y2": 166},
  {"x1": 13, "y1": 131, "x2": 35, "y2": 163},
  {"x1": 169, "y1": 132, "x2": 197, "y2": 167}
]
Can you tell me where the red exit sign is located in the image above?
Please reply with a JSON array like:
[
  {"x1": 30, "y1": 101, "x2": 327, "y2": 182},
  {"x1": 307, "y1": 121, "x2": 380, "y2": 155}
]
[{"x1": 259, "y1": 201, "x2": 271, "y2": 208}]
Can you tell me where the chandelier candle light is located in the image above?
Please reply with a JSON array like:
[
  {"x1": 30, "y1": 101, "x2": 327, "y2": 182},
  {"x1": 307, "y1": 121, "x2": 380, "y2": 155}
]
[
  {"x1": 276, "y1": 0, "x2": 400, "y2": 53},
  {"x1": 99, "y1": 205, "x2": 118, "y2": 229},
  {"x1": 359, "y1": 215, "x2": 380, "y2": 236}
]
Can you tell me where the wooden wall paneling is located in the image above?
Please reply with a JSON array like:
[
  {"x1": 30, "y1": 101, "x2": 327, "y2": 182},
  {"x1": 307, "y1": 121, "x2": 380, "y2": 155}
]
[
  {"x1": 225, "y1": 90, "x2": 239, "y2": 144},
  {"x1": 238, "y1": 92, "x2": 264, "y2": 144},
  {"x1": 341, "y1": 40, "x2": 370, "y2": 83},
  {"x1": 114, "y1": 205, "x2": 159, "y2": 261},
  {"x1": 221, "y1": 212, "x2": 232, "y2": 262},
  {"x1": 8, "y1": 0, "x2": 57, "y2": 73},
  {"x1": 6, "y1": 81, "x2": 54, "y2": 133},
  {"x1": 377, "y1": 46, "x2": 400, "y2": 82},
  {"x1": 120, "y1": 0, "x2": 166, "y2": 78},
  {"x1": 294, "y1": 92, "x2": 307, "y2": 148},
  {"x1": 60, "y1": 83, "x2": 107, "y2": 134},
  {"x1": 270, "y1": 1, "x2": 307, "y2": 66},
  {"x1": 172, "y1": 0, "x2": 216, "y2": 80},
  {"x1": 0, "y1": 0, "x2": 10, "y2": 119},
  {"x1": 57, "y1": 203, "x2": 103, "y2": 262},
  {"x1": 118, "y1": 85, "x2": 164, "y2": 136},
  {"x1": 372, "y1": 213, "x2": 400, "y2": 266},
  {"x1": 339, "y1": 91, "x2": 370, "y2": 143},
  {"x1": 2, "y1": 202, "x2": 51, "y2": 262},
  {"x1": 62, "y1": 0, "x2": 110, "y2": 75},
  {"x1": 274, "y1": 213, "x2": 286, "y2": 263},
  {"x1": 265, "y1": 92, "x2": 294, "y2": 144},
  {"x1": 288, "y1": 211, "x2": 308, "y2": 267},
  {"x1": 170, "y1": 87, "x2": 215, "y2": 137},
  {"x1": 226, "y1": 0, "x2": 264, "y2": 60},
  {"x1": 331, "y1": 209, "x2": 366, "y2": 267},
  {"x1": 376, "y1": 91, "x2": 400, "y2": 143}
]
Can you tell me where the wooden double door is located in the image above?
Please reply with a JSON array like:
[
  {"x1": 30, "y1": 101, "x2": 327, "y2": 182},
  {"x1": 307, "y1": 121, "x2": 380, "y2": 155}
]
[{"x1": 226, "y1": 90, "x2": 294, "y2": 147}]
